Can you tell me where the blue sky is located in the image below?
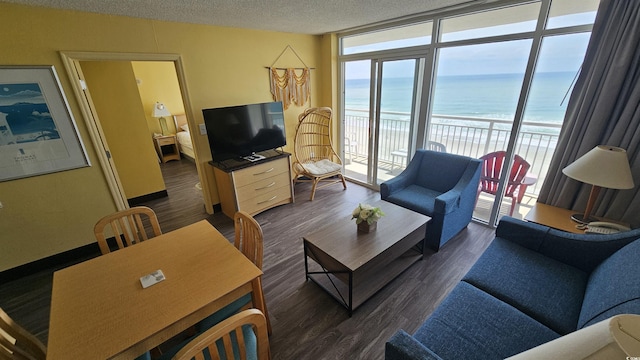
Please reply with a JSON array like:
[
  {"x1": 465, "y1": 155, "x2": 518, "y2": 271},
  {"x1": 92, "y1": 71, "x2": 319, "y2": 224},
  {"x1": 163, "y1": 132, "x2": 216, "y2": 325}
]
[{"x1": 344, "y1": 11, "x2": 596, "y2": 79}]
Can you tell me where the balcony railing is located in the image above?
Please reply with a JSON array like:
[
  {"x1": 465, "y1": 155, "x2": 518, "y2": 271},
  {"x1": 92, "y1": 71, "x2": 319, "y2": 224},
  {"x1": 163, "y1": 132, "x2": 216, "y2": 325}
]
[{"x1": 344, "y1": 109, "x2": 562, "y2": 197}]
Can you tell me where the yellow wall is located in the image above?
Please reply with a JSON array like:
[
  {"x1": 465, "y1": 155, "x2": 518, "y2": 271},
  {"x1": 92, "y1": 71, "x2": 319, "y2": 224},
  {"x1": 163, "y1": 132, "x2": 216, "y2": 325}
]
[
  {"x1": 82, "y1": 61, "x2": 166, "y2": 199},
  {"x1": 0, "y1": 2, "x2": 328, "y2": 271},
  {"x1": 132, "y1": 61, "x2": 185, "y2": 137}
]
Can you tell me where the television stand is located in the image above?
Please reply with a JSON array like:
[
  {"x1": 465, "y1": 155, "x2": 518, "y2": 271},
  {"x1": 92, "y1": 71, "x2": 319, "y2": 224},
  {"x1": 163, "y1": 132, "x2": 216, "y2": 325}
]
[
  {"x1": 211, "y1": 151, "x2": 294, "y2": 218},
  {"x1": 242, "y1": 153, "x2": 265, "y2": 162}
]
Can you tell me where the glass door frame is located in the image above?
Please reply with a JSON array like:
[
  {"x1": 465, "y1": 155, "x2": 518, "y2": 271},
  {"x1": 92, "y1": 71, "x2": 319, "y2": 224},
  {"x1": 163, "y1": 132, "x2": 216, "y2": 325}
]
[
  {"x1": 339, "y1": 0, "x2": 596, "y2": 227},
  {"x1": 340, "y1": 49, "x2": 429, "y2": 189}
]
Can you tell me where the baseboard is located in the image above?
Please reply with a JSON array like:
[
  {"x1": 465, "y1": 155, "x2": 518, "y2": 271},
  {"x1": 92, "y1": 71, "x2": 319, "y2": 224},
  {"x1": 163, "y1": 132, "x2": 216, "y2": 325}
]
[
  {"x1": 128, "y1": 190, "x2": 168, "y2": 206},
  {"x1": 0, "y1": 243, "x2": 101, "y2": 285}
]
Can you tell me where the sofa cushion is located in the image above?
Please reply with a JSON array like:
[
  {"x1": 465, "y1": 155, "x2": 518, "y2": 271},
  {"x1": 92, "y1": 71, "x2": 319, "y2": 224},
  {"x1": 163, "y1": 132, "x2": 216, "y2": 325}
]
[
  {"x1": 578, "y1": 239, "x2": 640, "y2": 328},
  {"x1": 384, "y1": 184, "x2": 440, "y2": 216},
  {"x1": 462, "y1": 237, "x2": 588, "y2": 335},
  {"x1": 413, "y1": 282, "x2": 560, "y2": 360}
]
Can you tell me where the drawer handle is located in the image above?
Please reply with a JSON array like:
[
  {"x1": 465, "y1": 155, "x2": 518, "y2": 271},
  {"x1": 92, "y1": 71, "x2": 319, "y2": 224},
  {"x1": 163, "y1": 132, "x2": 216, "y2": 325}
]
[
  {"x1": 257, "y1": 195, "x2": 277, "y2": 204},
  {"x1": 254, "y1": 168, "x2": 275, "y2": 175},
  {"x1": 255, "y1": 182, "x2": 276, "y2": 190}
]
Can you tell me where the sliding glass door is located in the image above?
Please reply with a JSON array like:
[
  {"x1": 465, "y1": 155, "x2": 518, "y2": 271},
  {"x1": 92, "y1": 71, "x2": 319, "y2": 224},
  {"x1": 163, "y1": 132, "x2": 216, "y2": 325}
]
[{"x1": 343, "y1": 58, "x2": 421, "y2": 187}]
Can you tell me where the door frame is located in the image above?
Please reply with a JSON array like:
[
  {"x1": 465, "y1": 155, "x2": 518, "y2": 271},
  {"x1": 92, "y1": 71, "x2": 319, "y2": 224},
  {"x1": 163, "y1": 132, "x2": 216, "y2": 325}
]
[{"x1": 59, "y1": 51, "x2": 213, "y2": 213}]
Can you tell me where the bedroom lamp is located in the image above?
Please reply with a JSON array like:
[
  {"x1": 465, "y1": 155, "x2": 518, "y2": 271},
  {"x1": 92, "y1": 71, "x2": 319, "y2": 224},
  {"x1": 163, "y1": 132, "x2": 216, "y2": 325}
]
[
  {"x1": 152, "y1": 102, "x2": 171, "y2": 136},
  {"x1": 562, "y1": 145, "x2": 634, "y2": 224}
]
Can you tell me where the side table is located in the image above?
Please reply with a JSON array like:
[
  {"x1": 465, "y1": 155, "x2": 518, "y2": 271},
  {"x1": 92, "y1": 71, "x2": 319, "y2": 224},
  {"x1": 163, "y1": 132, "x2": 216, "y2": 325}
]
[
  {"x1": 524, "y1": 203, "x2": 630, "y2": 234},
  {"x1": 154, "y1": 135, "x2": 180, "y2": 163}
]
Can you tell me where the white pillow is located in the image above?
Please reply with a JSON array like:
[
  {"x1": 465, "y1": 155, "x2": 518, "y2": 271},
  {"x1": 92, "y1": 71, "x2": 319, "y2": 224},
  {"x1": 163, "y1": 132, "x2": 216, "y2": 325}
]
[
  {"x1": 180, "y1": 124, "x2": 189, "y2": 132},
  {"x1": 302, "y1": 159, "x2": 341, "y2": 175}
]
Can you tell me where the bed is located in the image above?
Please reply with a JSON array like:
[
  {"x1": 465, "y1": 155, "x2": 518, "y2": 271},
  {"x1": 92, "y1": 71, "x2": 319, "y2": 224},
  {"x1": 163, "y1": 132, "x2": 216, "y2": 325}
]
[{"x1": 173, "y1": 114, "x2": 195, "y2": 161}]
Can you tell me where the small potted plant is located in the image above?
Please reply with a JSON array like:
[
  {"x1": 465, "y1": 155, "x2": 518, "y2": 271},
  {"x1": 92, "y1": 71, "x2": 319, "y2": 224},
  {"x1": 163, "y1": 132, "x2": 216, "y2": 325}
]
[{"x1": 351, "y1": 203, "x2": 385, "y2": 233}]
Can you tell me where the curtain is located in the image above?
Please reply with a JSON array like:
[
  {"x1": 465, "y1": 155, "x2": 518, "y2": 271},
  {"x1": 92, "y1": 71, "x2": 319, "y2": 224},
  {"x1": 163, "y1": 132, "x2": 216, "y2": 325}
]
[{"x1": 537, "y1": 0, "x2": 640, "y2": 227}]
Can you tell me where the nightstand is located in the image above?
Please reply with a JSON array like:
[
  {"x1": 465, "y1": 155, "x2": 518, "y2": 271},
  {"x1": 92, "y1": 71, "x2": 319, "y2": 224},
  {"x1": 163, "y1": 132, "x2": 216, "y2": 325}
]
[{"x1": 154, "y1": 135, "x2": 180, "y2": 163}]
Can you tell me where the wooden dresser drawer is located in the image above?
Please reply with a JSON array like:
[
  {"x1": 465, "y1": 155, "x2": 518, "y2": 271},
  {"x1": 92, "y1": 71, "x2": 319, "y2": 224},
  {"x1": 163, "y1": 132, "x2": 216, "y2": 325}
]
[
  {"x1": 155, "y1": 136, "x2": 175, "y2": 146},
  {"x1": 233, "y1": 158, "x2": 289, "y2": 188},
  {"x1": 239, "y1": 185, "x2": 292, "y2": 215},
  {"x1": 236, "y1": 172, "x2": 291, "y2": 203},
  {"x1": 211, "y1": 153, "x2": 294, "y2": 219}
]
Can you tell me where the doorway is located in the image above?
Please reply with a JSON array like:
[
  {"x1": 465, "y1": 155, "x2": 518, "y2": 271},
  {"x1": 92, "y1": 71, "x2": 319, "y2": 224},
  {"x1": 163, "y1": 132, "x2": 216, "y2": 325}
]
[{"x1": 59, "y1": 52, "x2": 213, "y2": 214}]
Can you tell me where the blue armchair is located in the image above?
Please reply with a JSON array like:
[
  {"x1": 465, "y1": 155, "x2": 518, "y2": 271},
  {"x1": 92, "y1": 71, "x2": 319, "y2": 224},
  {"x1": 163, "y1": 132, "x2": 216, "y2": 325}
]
[{"x1": 380, "y1": 149, "x2": 482, "y2": 251}]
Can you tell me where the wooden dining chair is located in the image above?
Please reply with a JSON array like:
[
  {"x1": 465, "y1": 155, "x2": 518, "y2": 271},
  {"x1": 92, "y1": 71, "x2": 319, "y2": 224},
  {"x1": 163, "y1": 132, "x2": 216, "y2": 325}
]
[
  {"x1": 0, "y1": 307, "x2": 47, "y2": 360},
  {"x1": 234, "y1": 211, "x2": 264, "y2": 270},
  {"x1": 194, "y1": 211, "x2": 271, "y2": 338},
  {"x1": 173, "y1": 309, "x2": 270, "y2": 360},
  {"x1": 235, "y1": 211, "x2": 272, "y2": 334},
  {"x1": 93, "y1": 206, "x2": 162, "y2": 255}
]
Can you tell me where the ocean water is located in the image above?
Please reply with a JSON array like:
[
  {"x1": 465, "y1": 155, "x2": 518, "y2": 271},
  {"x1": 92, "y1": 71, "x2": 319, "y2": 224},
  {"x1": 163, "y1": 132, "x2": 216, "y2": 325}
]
[{"x1": 345, "y1": 71, "x2": 576, "y2": 124}]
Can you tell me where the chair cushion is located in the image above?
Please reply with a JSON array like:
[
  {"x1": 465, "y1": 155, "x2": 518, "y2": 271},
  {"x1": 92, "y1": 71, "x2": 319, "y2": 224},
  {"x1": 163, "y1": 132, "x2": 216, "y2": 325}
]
[
  {"x1": 462, "y1": 237, "x2": 588, "y2": 335},
  {"x1": 383, "y1": 184, "x2": 441, "y2": 216},
  {"x1": 302, "y1": 159, "x2": 341, "y2": 175},
  {"x1": 578, "y1": 239, "x2": 640, "y2": 328},
  {"x1": 413, "y1": 282, "x2": 560, "y2": 360},
  {"x1": 196, "y1": 293, "x2": 253, "y2": 332}
]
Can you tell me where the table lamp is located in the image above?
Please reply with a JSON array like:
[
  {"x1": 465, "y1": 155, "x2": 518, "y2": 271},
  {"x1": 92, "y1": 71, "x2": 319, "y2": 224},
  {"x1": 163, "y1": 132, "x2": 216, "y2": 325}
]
[
  {"x1": 152, "y1": 102, "x2": 171, "y2": 136},
  {"x1": 562, "y1": 145, "x2": 634, "y2": 224}
]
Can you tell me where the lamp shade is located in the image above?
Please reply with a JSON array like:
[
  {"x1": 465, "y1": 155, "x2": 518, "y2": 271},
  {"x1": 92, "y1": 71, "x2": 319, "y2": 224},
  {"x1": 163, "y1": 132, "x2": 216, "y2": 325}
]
[
  {"x1": 152, "y1": 102, "x2": 171, "y2": 118},
  {"x1": 562, "y1": 145, "x2": 634, "y2": 190}
]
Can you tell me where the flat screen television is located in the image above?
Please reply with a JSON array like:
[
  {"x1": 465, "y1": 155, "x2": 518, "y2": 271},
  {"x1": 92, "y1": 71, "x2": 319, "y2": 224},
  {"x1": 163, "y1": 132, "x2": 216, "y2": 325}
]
[{"x1": 203, "y1": 101, "x2": 286, "y2": 162}]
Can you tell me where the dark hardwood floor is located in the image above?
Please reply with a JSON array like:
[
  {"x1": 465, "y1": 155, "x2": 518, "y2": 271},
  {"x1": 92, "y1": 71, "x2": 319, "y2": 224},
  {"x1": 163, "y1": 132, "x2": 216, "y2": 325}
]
[{"x1": 0, "y1": 158, "x2": 496, "y2": 360}]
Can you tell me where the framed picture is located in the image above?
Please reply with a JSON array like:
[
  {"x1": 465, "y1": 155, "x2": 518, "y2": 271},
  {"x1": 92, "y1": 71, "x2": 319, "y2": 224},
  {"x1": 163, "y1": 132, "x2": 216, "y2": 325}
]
[{"x1": 0, "y1": 66, "x2": 89, "y2": 181}]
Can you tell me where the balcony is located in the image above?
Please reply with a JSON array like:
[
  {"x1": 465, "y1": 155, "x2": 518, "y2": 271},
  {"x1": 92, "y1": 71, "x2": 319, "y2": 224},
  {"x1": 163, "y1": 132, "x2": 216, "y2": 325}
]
[{"x1": 343, "y1": 109, "x2": 561, "y2": 221}]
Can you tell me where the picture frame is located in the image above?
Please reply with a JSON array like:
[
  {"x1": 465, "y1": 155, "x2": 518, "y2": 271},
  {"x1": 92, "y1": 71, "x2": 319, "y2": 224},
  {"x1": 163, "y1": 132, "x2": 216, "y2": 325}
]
[{"x1": 0, "y1": 66, "x2": 90, "y2": 181}]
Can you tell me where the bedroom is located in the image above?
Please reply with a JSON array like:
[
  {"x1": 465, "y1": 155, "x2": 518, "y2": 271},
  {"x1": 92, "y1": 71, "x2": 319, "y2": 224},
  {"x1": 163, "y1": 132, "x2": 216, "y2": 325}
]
[{"x1": 81, "y1": 60, "x2": 203, "y2": 215}]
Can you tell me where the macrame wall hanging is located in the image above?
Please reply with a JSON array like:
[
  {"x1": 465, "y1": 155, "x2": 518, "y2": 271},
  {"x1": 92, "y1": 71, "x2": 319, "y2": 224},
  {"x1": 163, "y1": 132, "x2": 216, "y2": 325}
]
[{"x1": 267, "y1": 45, "x2": 313, "y2": 109}]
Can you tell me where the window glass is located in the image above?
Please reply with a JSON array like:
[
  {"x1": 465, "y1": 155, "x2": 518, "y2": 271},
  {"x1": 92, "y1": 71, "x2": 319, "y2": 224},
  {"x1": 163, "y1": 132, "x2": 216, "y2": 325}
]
[
  {"x1": 546, "y1": 0, "x2": 599, "y2": 29},
  {"x1": 440, "y1": 2, "x2": 540, "y2": 42},
  {"x1": 342, "y1": 22, "x2": 432, "y2": 55}
]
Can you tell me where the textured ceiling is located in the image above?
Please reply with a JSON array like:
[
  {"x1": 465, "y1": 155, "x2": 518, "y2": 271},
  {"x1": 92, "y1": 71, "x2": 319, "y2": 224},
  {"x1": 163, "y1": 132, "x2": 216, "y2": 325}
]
[{"x1": 3, "y1": 0, "x2": 477, "y2": 34}]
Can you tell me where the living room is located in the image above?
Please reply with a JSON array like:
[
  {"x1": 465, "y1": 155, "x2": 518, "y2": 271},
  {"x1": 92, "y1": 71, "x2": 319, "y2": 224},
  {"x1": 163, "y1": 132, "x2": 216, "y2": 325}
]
[{"x1": 1, "y1": 0, "x2": 640, "y2": 359}]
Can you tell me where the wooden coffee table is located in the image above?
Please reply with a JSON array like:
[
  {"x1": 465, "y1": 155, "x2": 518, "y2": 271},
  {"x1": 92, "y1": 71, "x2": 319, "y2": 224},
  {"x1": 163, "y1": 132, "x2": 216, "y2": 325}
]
[{"x1": 303, "y1": 199, "x2": 430, "y2": 315}]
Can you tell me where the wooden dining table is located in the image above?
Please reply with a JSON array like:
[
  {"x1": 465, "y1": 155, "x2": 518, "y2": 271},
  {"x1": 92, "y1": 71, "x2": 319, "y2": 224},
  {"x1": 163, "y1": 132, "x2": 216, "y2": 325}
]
[{"x1": 47, "y1": 220, "x2": 265, "y2": 360}]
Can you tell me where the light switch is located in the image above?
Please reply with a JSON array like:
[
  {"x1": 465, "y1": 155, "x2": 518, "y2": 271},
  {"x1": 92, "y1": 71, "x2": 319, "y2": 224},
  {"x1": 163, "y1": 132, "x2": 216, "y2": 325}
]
[{"x1": 199, "y1": 124, "x2": 207, "y2": 135}]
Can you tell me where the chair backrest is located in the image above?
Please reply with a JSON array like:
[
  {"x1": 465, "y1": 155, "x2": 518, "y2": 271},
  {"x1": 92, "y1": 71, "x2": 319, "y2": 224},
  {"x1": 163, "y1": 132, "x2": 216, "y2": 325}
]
[
  {"x1": 427, "y1": 141, "x2": 446, "y2": 153},
  {"x1": 234, "y1": 211, "x2": 264, "y2": 270},
  {"x1": 479, "y1": 151, "x2": 530, "y2": 196},
  {"x1": 94, "y1": 206, "x2": 162, "y2": 255},
  {"x1": 0, "y1": 307, "x2": 47, "y2": 360},
  {"x1": 293, "y1": 107, "x2": 342, "y2": 166},
  {"x1": 172, "y1": 309, "x2": 270, "y2": 360},
  {"x1": 413, "y1": 150, "x2": 479, "y2": 193}
]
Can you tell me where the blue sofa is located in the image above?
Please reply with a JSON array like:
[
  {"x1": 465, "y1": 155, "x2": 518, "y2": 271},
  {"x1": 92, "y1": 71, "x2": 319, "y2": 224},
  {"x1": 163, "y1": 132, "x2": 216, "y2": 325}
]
[
  {"x1": 386, "y1": 217, "x2": 640, "y2": 359},
  {"x1": 380, "y1": 149, "x2": 482, "y2": 251}
]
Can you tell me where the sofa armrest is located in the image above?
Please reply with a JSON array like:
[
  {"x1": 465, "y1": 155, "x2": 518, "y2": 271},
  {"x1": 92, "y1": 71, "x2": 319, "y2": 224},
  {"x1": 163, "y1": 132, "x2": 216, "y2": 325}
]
[
  {"x1": 381, "y1": 172, "x2": 412, "y2": 199},
  {"x1": 381, "y1": 151, "x2": 425, "y2": 199},
  {"x1": 434, "y1": 189, "x2": 460, "y2": 214},
  {"x1": 385, "y1": 330, "x2": 443, "y2": 360},
  {"x1": 496, "y1": 217, "x2": 640, "y2": 272}
]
